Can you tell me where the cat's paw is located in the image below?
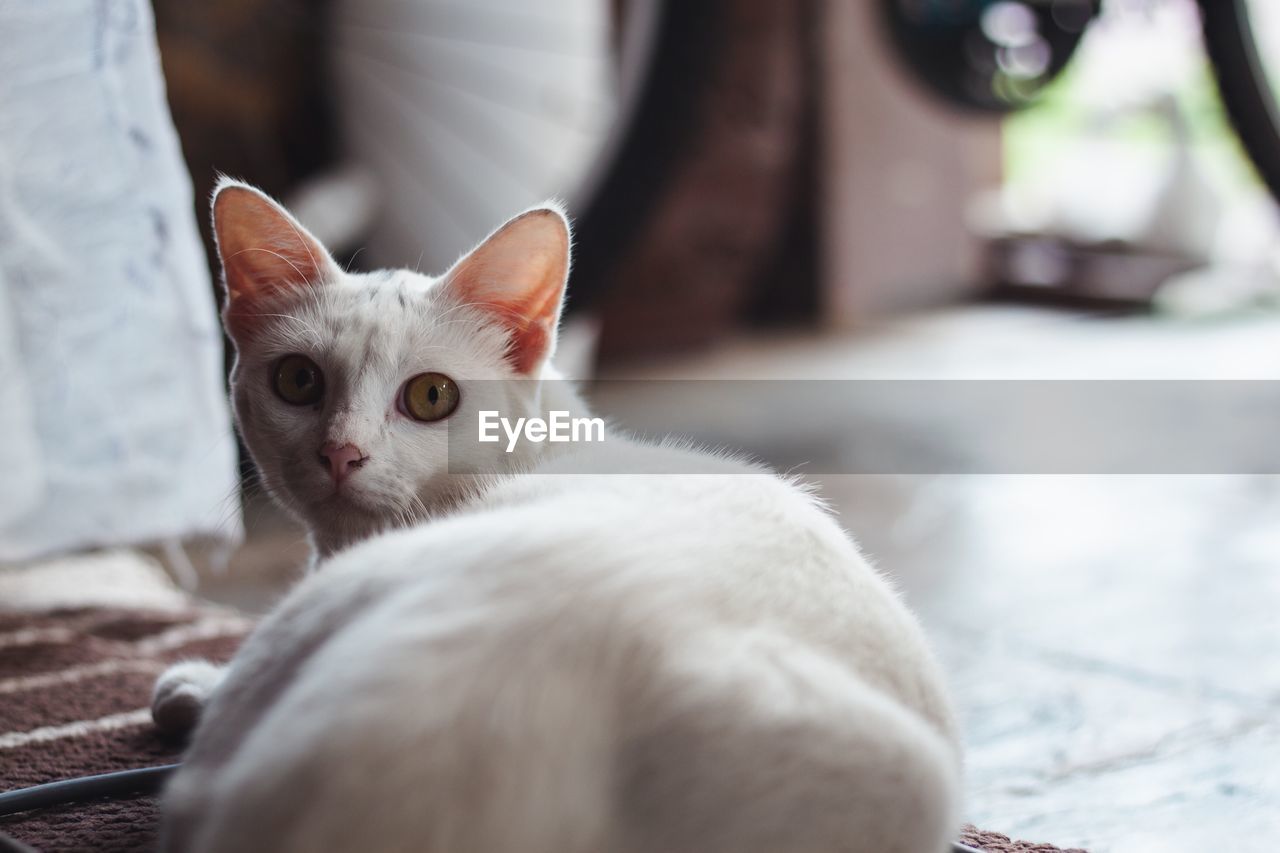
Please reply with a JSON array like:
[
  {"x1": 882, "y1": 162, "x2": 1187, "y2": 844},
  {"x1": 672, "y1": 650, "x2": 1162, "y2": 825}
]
[{"x1": 151, "y1": 660, "x2": 224, "y2": 736}]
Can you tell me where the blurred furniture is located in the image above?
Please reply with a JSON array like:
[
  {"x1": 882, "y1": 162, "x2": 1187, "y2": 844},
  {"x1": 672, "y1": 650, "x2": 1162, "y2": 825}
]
[
  {"x1": 153, "y1": 0, "x2": 813, "y2": 363},
  {"x1": 594, "y1": 0, "x2": 811, "y2": 359},
  {"x1": 820, "y1": 0, "x2": 1002, "y2": 326},
  {"x1": 152, "y1": 0, "x2": 334, "y2": 283}
]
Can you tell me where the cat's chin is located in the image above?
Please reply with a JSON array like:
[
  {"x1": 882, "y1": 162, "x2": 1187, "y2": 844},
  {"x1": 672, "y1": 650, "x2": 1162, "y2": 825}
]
[
  {"x1": 316, "y1": 487, "x2": 392, "y2": 519},
  {"x1": 323, "y1": 482, "x2": 429, "y2": 525},
  {"x1": 301, "y1": 492, "x2": 409, "y2": 556}
]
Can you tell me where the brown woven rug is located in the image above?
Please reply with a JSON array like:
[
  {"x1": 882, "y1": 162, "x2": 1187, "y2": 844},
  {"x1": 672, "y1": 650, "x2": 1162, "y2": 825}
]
[{"x1": 0, "y1": 607, "x2": 1083, "y2": 852}]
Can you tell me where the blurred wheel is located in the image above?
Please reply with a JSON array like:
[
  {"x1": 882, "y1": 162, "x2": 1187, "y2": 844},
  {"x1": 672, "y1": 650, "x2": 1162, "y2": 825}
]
[
  {"x1": 880, "y1": 0, "x2": 1098, "y2": 113},
  {"x1": 1198, "y1": 0, "x2": 1280, "y2": 204}
]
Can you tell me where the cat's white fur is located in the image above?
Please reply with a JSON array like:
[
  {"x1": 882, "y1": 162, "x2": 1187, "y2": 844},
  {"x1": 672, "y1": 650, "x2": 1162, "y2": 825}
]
[{"x1": 155, "y1": 179, "x2": 962, "y2": 852}]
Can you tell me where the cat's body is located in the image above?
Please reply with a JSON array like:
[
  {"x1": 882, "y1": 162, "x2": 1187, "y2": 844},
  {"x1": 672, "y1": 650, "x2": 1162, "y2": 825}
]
[{"x1": 156, "y1": 181, "x2": 961, "y2": 852}]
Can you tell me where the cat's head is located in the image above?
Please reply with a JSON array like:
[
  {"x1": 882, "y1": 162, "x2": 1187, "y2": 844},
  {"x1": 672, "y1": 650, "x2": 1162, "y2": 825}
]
[{"x1": 212, "y1": 178, "x2": 572, "y2": 555}]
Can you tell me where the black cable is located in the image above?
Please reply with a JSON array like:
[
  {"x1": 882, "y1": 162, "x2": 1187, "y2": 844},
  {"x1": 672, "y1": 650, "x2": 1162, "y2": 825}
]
[
  {"x1": 0, "y1": 765, "x2": 178, "y2": 819},
  {"x1": 0, "y1": 764, "x2": 989, "y2": 852}
]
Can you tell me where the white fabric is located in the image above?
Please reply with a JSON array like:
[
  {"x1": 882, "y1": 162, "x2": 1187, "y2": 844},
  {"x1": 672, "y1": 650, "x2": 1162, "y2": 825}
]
[
  {"x1": 0, "y1": 0, "x2": 241, "y2": 561},
  {"x1": 0, "y1": 549, "x2": 190, "y2": 613}
]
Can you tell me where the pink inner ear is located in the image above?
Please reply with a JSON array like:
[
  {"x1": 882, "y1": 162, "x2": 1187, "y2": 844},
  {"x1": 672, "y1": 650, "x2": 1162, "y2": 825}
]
[
  {"x1": 475, "y1": 289, "x2": 560, "y2": 375},
  {"x1": 448, "y1": 210, "x2": 569, "y2": 375},
  {"x1": 213, "y1": 186, "x2": 331, "y2": 336}
]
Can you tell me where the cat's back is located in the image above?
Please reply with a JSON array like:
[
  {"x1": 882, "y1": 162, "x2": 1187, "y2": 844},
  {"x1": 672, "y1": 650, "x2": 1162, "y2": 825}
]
[
  {"x1": 480, "y1": 435, "x2": 840, "y2": 564},
  {"x1": 469, "y1": 437, "x2": 855, "y2": 615},
  {"x1": 349, "y1": 437, "x2": 953, "y2": 735}
]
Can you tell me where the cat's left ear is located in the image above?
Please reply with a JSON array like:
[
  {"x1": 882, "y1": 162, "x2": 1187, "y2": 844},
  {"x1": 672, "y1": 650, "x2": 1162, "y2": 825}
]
[{"x1": 444, "y1": 204, "x2": 571, "y2": 375}]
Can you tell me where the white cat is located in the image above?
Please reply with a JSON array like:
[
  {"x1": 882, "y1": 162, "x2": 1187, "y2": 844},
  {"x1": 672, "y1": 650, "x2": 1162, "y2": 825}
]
[{"x1": 153, "y1": 180, "x2": 962, "y2": 853}]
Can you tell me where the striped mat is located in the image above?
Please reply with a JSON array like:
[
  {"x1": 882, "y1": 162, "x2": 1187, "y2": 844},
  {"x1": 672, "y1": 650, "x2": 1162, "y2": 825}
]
[
  {"x1": 0, "y1": 606, "x2": 1081, "y2": 852},
  {"x1": 0, "y1": 607, "x2": 249, "y2": 851}
]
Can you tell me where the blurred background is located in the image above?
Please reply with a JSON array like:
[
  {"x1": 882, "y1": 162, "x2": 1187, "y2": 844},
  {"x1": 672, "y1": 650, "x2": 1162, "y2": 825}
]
[{"x1": 3, "y1": 1, "x2": 1280, "y2": 850}]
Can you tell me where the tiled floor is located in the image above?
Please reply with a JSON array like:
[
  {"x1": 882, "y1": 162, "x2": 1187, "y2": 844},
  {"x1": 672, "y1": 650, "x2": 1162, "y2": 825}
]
[
  {"x1": 200, "y1": 306, "x2": 1280, "y2": 852},
  {"x1": 821, "y1": 474, "x2": 1280, "y2": 852}
]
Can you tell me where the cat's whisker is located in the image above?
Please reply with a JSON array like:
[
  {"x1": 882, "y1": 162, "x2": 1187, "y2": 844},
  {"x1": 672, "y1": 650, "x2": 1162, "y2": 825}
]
[
  {"x1": 344, "y1": 246, "x2": 367, "y2": 273},
  {"x1": 227, "y1": 247, "x2": 310, "y2": 287},
  {"x1": 429, "y1": 299, "x2": 531, "y2": 330},
  {"x1": 207, "y1": 491, "x2": 246, "y2": 535},
  {"x1": 428, "y1": 298, "x2": 503, "y2": 323},
  {"x1": 236, "y1": 312, "x2": 325, "y2": 348},
  {"x1": 279, "y1": 219, "x2": 322, "y2": 283},
  {"x1": 401, "y1": 493, "x2": 430, "y2": 526}
]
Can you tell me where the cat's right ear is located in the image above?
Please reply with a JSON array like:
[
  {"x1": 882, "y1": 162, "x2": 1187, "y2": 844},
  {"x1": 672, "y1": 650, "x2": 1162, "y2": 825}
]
[{"x1": 211, "y1": 178, "x2": 337, "y2": 339}]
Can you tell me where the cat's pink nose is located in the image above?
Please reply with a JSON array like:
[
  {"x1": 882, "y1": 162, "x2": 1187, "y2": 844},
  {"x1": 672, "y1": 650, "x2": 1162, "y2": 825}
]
[{"x1": 319, "y1": 442, "x2": 369, "y2": 485}]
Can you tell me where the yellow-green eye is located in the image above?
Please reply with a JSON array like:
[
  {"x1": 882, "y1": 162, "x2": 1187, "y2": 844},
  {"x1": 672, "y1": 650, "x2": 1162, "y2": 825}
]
[
  {"x1": 401, "y1": 372, "x2": 460, "y2": 422},
  {"x1": 272, "y1": 355, "x2": 324, "y2": 406}
]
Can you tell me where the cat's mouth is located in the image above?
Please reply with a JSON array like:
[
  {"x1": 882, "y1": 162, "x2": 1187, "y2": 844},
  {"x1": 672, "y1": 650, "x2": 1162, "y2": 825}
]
[
  {"x1": 320, "y1": 484, "x2": 382, "y2": 513},
  {"x1": 315, "y1": 480, "x2": 419, "y2": 527}
]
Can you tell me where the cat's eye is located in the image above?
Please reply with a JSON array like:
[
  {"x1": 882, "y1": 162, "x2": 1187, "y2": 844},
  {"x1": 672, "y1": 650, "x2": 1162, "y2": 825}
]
[
  {"x1": 272, "y1": 355, "x2": 325, "y2": 406},
  {"x1": 400, "y1": 372, "x2": 460, "y2": 422}
]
